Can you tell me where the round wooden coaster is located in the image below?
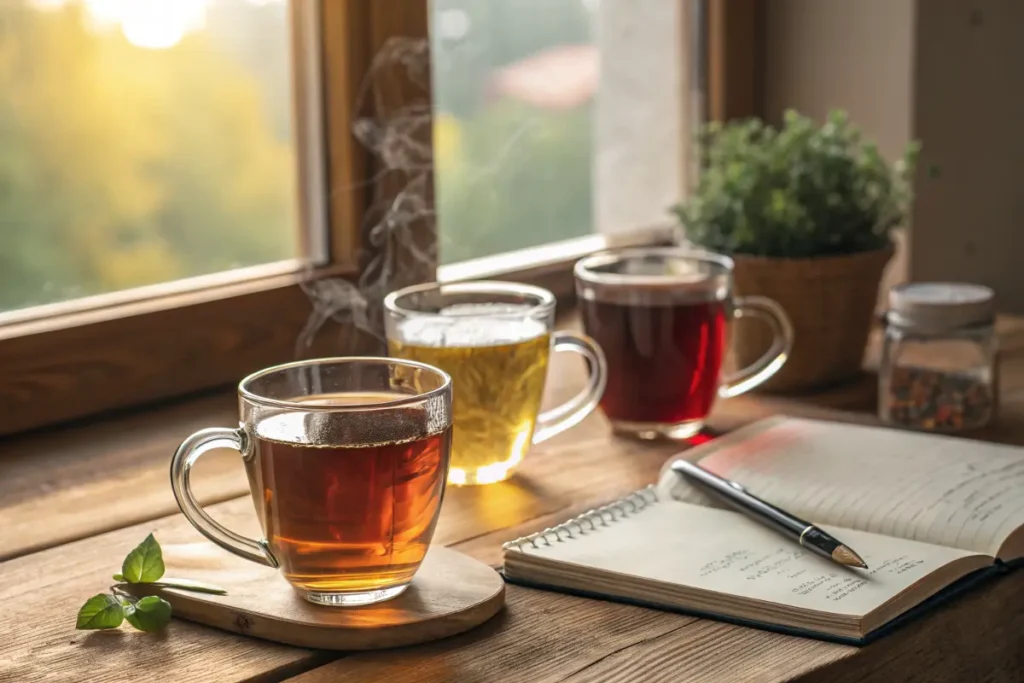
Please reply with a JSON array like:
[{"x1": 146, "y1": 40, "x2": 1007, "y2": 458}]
[{"x1": 142, "y1": 544, "x2": 505, "y2": 651}]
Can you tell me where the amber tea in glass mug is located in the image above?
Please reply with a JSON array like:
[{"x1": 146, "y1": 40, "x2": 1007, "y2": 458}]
[
  {"x1": 384, "y1": 281, "x2": 607, "y2": 486},
  {"x1": 170, "y1": 357, "x2": 452, "y2": 606},
  {"x1": 575, "y1": 247, "x2": 793, "y2": 439}
]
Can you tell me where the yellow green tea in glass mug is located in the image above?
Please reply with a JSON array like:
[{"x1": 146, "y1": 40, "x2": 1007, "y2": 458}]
[{"x1": 385, "y1": 281, "x2": 606, "y2": 485}]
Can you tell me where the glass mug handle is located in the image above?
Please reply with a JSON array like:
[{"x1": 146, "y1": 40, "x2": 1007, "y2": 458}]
[
  {"x1": 533, "y1": 331, "x2": 608, "y2": 443},
  {"x1": 170, "y1": 427, "x2": 279, "y2": 568},
  {"x1": 718, "y1": 296, "x2": 795, "y2": 399}
]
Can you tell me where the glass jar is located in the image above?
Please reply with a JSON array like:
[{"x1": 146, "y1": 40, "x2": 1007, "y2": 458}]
[{"x1": 879, "y1": 283, "x2": 998, "y2": 432}]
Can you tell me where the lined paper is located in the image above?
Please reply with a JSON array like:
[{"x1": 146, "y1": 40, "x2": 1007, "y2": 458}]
[
  {"x1": 658, "y1": 418, "x2": 1024, "y2": 558},
  {"x1": 524, "y1": 501, "x2": 983, "y2": 618}
]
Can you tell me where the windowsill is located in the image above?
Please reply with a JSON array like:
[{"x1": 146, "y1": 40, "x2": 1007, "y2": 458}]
[
  {"x1": 7, "y1": 320, "x2": 1024, "y2": 683},
  {"x1": 0, "y1": 389, "x2": 242, "y2": 562},
  {"x1": 9, "y1": 280, "x2": 1024, "y2": 567},
  {"x1": 0, "y1": 307, "x2": 589, "y2": 562},
  {"x1": 0, "y1": 260, "x2": 331, "y2": 336},
  {"x1": 0, "y1": 299, "x2": 593, "y2": 562},
  {"x1": 0, "y1": 347, "x2": 859, "y2": 563}
]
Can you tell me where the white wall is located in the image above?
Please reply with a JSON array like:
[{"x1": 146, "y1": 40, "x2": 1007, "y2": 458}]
[
  {"x1": 910, "y1": 0, "x2": 1024, "y2": 311},
  {"x1": 763, "y1": 0, "x2": 915, "y2": 162},
  {"x1": 594, "y1": 0, "x2": 691, "y2": 235},
  {"x1": 763, "y1": 0, "x2": 1024, "y2": 313},
  {"x1": 762, "y1": 0, "x2": 914, "y2": 309}
]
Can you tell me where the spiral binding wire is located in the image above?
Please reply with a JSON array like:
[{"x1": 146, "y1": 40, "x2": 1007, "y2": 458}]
[{"x1": 502, "y1": 485, "x2": 660, "y2": 552}]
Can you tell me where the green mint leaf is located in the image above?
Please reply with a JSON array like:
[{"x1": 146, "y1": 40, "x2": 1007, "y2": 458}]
[
  {"x1": 76, "y1": 594, "x2": 124, "y2": 630},
  {"x1": 124, "y1": 596, "x2": 172, "y2": 632},
  {"x1": 152, "y1": 577, "x2": 228, "y2": 595},
  {"x1": 121, "y1": 533, "x2": 165, "y2": 584},
  {"x1": 112, "y1": 573, "x2": 125, "y2": 582}
]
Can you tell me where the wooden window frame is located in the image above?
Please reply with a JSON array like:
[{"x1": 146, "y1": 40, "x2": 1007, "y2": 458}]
[
  {"x1": 0, "y1": 0, "x2": 429, "y2": 436},
  {"x1": 706, "y1": 0, "x2": 762, "y2": 121},
  {"x1": 0, "y1": 0, "x2": 756, "y2": 438}
]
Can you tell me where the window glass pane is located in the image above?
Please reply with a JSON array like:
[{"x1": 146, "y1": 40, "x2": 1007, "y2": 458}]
[
  {"x1": 0, "y1": 0, "x2": 297, "y2": 313},
  {"x1": 431, "y1": 0, "x2": 597, "y2": 264}
]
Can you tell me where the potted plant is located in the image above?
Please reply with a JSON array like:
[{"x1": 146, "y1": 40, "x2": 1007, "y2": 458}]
[{"x1": 673, "y1": 110, "x2": 919, "y2": 392}]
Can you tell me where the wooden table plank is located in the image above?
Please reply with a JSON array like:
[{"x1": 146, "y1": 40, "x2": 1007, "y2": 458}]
[
  {"x1": 7, "y1": 413, "x2": 1023, "y2": 683},
  {"x1": 288, "y1": 573, "x2": 1023, "y2": 683},
  {"x1": 0, "y1": 502, "x2": 329, "y2": 683},
  {"x1": 0, "y1": 388, "x2": 872, "y2": 565},
  {"x1": 799, "y1": 571, "x2": 1024, "y2": 683},
  {"x1": 295, "y1": 486, "x2": 1024, "y2": 683},
  {"x1": 6, "y1": 315, "x2": 1023, "y2": 564},
  {"x1": 0, "y1": 357, "x2": 877, "y2": 562},
  {"x1": 0, "y1": 329, "x2": 611, "y2": 562},
  {"x1": 285, "y1": 585, "x2": 855, "y2": 683},
  {"x1": 287, "y1": 588, "x2": 706, "y2": 683},
  {"x1": 0, "y1": 491, "x2": 856, "y2": 683},
  {"x1": 0, "y1": 431, "x2": 678, "y2": 683},
  {"x1": 0, "y1": 419, "x2": 837, "y2": 683},
  {"x1": 0, "y1": 393, "x2": 245, "y2": 562},
  {"x1": 4, "y1": 314, "x2": 1024, "y2": 682}
]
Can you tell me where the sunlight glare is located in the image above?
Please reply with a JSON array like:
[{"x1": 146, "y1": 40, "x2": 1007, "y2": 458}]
[
  {"x1": 30, "y1": 0, "x2": 68, "y2": 10},
  {"x1": 83, "y1": 0, "x2": 208, "y2": 50}
]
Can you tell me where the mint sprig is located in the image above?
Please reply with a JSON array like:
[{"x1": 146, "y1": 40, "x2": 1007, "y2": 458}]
[
  {"x1": 76, "y1": 594, "x2": 125, "y2": 630},
  {"x1": 125, "y1": 596, "x2": 174, "y2": 632},
  {"x1": 76, "y1": 533, "x2": 226, "y2": 632},
  {"x1": 121, "y1": 533, "x2": 165, "y2": 583}
]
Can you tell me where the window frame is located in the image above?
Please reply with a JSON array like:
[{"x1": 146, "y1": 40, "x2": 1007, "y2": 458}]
[
  {"x1": 706, "y1": 0, "x2": 762, "y2": 121},
  {"x1": 0, "y1": 0, "x2": 753, "y2": 437},
  {"x1": 0, "y1": 0, "x2": 409, "y2": 436}
]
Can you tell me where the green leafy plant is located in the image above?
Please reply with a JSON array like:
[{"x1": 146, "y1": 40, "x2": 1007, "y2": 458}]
[
  {"x1": 672, "y1": 109, "x2": 920, "y2": 258},
  {"x1": 76, "y1": 533, "x2": 226, "y2": 633}
]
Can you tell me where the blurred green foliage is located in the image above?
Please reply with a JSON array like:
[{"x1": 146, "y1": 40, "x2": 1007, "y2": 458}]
[
  {"x1": 1, "y1": 0, "x2": 597, "y2": 311},
  {"x1": 432, "y1": 0, "x2": 592, "y2": 119},
  {"x1": 436, "y1": 103, "x2": 593, "y2": 263},
  {"x1": 432, "y1": 0, "x2": 595, "y2": 263},
  {"x1": 673, "y1": 110, "x2": 919, "y2": 258},
  {"x1": 0, "y1": 0, "x2": 295, "y2": 312}
]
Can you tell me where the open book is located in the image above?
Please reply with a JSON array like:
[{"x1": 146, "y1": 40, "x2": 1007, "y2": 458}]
[{"x1": 502, "y1": 418, "x2": 1024, "y2": 643}]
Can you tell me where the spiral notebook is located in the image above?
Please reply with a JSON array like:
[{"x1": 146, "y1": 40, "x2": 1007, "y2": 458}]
[{"x1": 502, "y1": 418, "x2": 1024, "y2": 644}]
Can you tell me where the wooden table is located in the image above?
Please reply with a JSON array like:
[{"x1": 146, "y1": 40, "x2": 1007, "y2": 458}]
[{"x1": 3, "y1": 318, "x2": 1024, "y2": 682}]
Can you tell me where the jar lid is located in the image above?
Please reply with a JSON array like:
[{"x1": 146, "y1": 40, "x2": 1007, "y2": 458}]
[{"x1": 888, "y1": 282, "x2": 995, "y2": 330}]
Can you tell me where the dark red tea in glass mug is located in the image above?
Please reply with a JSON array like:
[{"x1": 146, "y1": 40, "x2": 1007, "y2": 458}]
[{"x1": 575, "y1": 247, "x2": 793, "y2": 439}]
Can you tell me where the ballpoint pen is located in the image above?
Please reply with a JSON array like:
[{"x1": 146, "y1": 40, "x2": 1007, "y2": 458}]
[{"x1": 672, "y1": 459, "x2": 868, "y2": 569}]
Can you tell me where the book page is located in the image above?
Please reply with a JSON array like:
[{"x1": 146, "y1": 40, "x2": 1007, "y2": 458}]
[
  {"x1": 521, "y1": 500, "x2": 984, "y2": 620},
  {"x1": 657, "y1": 418, "x2": 1024, "y2": 558}
]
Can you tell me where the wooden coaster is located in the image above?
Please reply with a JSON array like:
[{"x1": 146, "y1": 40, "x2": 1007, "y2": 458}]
[{"x1": 133, "y1": 543, "x2": 505, "y2": 651}]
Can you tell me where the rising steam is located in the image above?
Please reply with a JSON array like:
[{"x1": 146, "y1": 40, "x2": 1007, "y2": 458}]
[{"x1": 298, "y1": 37, "x2": 436, "y2": 355}]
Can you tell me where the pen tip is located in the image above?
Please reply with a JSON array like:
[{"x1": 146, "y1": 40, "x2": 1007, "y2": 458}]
[{"x1": 832, "y1": 545, "x2": 868, "y2": 569}]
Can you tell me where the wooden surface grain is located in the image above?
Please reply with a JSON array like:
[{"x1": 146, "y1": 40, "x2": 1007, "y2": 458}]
[
  {"x1": 3, "y1": 317, "x2": 1024, "y2": 682},
  {"x1": 0, "y1": 393, "x2": 243, "y2": 561},
  {"x1": 799, "y1": 571, "x2": 1024, "y2": 683},
  {"x1": 0, "y1": 277, "x2": 367, "y2": 438},
  {"x1": 0, "y1": 503, "x2": 325, "y2": 683},
  {"x1": 287, "y1": 586, "x2": 856, "y2": 683},
  {"x1": 0, "y1": 315, "x2": 879, "y2": 563},
  {"x1": 290, "y1": 567, "x2": 1024, "y2": 683},
  {"x1": 0, "y1": 325, "x2": 668, "y2": 563}
]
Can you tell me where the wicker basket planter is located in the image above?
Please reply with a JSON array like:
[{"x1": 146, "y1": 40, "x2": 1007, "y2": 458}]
[{"x1": 730, "y1": 244, "x2": 894, "y2": 393}]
